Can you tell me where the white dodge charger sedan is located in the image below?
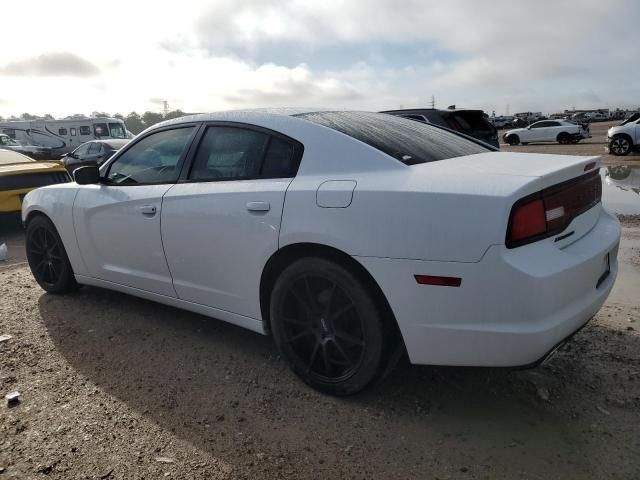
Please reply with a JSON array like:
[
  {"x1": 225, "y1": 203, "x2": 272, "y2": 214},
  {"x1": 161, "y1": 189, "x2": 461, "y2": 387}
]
[{"x1": 22, "y1": 110, "x2": 620, "y2": 395}]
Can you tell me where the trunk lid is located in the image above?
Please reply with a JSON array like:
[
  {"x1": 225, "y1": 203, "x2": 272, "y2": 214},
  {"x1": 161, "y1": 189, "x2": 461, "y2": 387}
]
[{"x1": 435, "y1": 151, "x2": 600, "y2": 190}]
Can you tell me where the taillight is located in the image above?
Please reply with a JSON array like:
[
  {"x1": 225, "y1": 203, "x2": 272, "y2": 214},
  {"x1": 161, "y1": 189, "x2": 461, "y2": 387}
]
[
  {"x1": 510, "y1": 199, "x2": 546, "y2": 243},
  {"x1": 506, "y1": 171, "x2": 601, "y2": 248}
]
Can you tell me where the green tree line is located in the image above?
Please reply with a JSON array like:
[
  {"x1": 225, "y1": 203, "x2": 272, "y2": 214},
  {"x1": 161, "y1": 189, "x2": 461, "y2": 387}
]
[{"x1": 0, "y1": 110, "x2": 188, "y2": 135}]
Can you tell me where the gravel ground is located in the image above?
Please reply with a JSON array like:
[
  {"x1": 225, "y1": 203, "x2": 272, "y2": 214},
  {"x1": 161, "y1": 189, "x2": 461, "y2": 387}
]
[{"x1": 1, "y1": 147, "x2": 640, "y2": 479}]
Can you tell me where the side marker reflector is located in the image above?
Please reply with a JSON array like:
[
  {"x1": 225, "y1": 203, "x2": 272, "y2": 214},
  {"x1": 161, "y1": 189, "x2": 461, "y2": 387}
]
[{"x1": 414, "y1": 275, "x2": 462, "y2": 287}]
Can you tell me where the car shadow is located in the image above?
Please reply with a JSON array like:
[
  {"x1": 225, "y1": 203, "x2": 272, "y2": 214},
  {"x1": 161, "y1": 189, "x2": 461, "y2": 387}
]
[{"x1": 37, "y1": 286, "x2": 636, "y2": 477}]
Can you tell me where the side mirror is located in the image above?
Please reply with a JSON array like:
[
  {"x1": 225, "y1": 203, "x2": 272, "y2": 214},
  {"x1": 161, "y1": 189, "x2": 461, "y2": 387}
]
[{"x1": 73, "y1": 164, "x2": 101, "y2": 185}]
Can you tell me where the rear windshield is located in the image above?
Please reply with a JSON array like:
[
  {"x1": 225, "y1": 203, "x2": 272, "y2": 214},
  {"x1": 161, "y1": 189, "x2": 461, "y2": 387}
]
[
  {"x1": 296, "y1": 111, "x2": 490, "y2": 165},
  {"x1": 447, "y1": 112, "x2": 494, "y2": 132}
]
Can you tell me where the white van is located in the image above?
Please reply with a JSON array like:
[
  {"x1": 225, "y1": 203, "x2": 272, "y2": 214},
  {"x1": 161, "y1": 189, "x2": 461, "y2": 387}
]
[{"x1": 0, "y1": 117, "x2": 128, "y2": 155}]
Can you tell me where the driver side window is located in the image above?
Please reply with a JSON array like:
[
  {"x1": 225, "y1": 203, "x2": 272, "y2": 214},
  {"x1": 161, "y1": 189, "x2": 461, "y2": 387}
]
[{"x1": 106, "y1": 127, "x2": 194, "y2": 185}]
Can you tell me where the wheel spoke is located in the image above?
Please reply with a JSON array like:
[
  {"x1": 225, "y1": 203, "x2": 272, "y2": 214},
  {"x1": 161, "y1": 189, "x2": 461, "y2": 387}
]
[
  {"x1": 282, "y1": 316, "x2": 310, "y2": 328},
  {"x1": 303, "y1": 276, "x2": 318, "y2": 311},
  {"x1": 331, "y1": 339, "x2": 354, "y2": 369},
  {"x1": 306, "y1": 342, "x2": 320, "y2": 373},
  {"x1": 322, "y1": 283, "x2": 337, "y2": 317},
  {"x1": 334, "y1": 329, "x2": 364, "y2": 347},
  {"x1": 328, "y1": 302, "x2": 354, "y2": 321},
  {"x1": 290, "y1": 287, "x2": 313, "y2": 314},
  {"x1": 321, "y1": 343, "x2": 331, "y2": 375},
  {"x1": 286, "y1": 329, "x2": 314, "y2": 343}
]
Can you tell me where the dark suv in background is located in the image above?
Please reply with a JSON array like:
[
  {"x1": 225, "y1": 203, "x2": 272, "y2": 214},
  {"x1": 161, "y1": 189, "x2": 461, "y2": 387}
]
[{"x1": 381, "y1": 108, "x2": 500, "y2": 148}]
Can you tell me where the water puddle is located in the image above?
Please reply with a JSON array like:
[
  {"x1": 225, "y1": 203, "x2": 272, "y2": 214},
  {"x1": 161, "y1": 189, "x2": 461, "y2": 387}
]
[{"x1": 601, "y1": 165, "x2": 640, "y2": 215}]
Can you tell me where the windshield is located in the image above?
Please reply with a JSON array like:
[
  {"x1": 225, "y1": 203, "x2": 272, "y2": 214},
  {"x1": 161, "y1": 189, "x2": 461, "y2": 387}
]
[
  {"x1": 109, "y1": 122, "x2": 127, "y2": 139},
  {"x1": 0, "y1": 150, "x2": 34, "y2": 164},
  {"x1": 296, "y1": 111, "x2": 490, "y2": 165}
]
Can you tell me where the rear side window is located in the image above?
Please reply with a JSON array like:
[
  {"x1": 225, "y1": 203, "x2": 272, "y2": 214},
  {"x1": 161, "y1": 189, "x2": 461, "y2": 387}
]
[
  {"x1": 88, "y1": 143, "x2": 102, "y2": 154},
  {"x1": 261, "y1": 137, "x2": 297, "y2": 178},
  {"x1": 189, "y1": 127, "x2": 301, "y2": 181},
  {"x1": 296, "y1": 111, "x2": 489, "y2": 165},
  {"x1": 190, "y1": 127, "x2": 269, "y2": 180},
  {"x1": 447, "y1": 112, "x2": 494, "y2": 132}
]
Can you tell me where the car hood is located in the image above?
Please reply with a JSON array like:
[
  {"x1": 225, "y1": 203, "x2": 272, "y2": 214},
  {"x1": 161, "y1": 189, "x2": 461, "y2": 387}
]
[
  {"x1": 0, "y1": 161, "x2": 65, "y2": 176},
  {"x1": 504, "y1": 127, "x2": 527, "y2": 135}
]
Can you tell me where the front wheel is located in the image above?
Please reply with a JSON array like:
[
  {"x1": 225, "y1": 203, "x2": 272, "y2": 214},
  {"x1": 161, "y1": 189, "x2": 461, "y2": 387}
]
[
  {"x1": 26, "y1": 215, "x2": 78, "y2": 294},
  {"x1": 506, "y1": 134, "x2": 520, "y2": 146},
  {"x1": 270, "y1": 257, "x2": 388, "y2": 396},
  {"x1": 610, "y1": 136, "x2": 632, "y2": 156}
]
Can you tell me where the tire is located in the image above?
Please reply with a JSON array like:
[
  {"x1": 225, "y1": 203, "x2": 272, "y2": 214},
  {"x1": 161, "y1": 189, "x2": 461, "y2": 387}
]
[
  {"x1": 506, "y1": 134, "x2": 520, "y2": 146},
  {"x1": 557, "y1": 133, "x2": 571, "y2": 145},
  {"x1": 270, "y1": 257, "x2": 389, "y2": 396},
  {"x1": 521, "y1": 142, "x2": 529, "y2": 145},
  {"x1": 26, "y1": 215, "x2": 78, "y2": 294},
  {"x1": 610, "y1": 136, "x2": 632, "y2": 156}
]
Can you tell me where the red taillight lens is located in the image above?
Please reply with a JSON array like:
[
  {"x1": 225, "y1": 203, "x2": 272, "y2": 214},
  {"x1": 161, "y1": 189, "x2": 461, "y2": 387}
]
[
  {"x1": 509, "y1": 199, "x2": 546, "y2": 243},
  {"x1": 507, "y1": 171, "x2": 602, "y2": 248}
]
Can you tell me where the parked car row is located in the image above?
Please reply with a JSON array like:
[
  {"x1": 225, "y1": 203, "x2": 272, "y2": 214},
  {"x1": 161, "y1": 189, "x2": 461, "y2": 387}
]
[
  {"x1": 0, "y1": 133, "x2": 52, "y2": 160},
  {"x1": 21, "y1": 109, "x2": 620, "y2": 395}
]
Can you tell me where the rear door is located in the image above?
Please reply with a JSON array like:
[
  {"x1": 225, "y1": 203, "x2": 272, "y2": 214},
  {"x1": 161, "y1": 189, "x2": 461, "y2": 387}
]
[
  {"x1": 161, "y1": 124, "x2": 303, "y2": 319},
  {"x1": 73, "y1": 125, "x2": 197, "y2": 295}
]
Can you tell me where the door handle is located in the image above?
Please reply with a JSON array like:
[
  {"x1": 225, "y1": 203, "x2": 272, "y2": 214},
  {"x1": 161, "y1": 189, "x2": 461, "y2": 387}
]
[
  {"x1": 140, "y1": 204, "x2": 157, "y2": 215},
  {"x1": 246, "y1": 201, "x2": 270, "y2": 212}
]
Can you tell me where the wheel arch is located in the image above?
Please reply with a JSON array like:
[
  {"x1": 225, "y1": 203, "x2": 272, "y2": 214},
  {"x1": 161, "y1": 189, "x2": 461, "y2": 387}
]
[
  {"x1": 611, "y1": 132, "x2": 634, "y2": 144},
  {"x1": 259, "y1": 242, "x2": 403, "y2": 342},
  {"x1": 24, "y1": 209, "x2": 51, "y2": 226}
]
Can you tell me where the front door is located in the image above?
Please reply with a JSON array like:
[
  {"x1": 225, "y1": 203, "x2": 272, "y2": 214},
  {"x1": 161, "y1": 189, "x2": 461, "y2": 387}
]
[
  {"x1": 73, "y1": 125, "x2": 197, "y2": 296},
  {"x1": 161, "y1": 125, "x2": 302, "y2": 319}
]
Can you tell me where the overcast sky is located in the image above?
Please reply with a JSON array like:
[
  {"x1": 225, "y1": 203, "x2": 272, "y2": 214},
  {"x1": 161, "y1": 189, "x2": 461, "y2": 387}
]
[{"x1": 1, "y1": 0, "x2": 638, "y2": 118}]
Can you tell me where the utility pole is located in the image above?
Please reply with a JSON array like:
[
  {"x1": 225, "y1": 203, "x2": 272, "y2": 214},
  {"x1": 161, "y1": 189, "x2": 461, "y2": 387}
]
[
  {"x1": 429, "y1": 95, "x2": 436, "y2": 109},
  {"x1": 162, "y1": 100, "x2": 170, "y2": 117}
]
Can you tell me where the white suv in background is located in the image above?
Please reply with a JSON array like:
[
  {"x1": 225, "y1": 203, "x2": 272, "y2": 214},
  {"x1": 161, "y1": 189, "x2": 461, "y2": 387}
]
[
  {"x1": 503, "y1": 120, "x2": 590, "y2": 146},
  {"x1": 607, "y1": 113, "x2": 640, "y2": 156}
]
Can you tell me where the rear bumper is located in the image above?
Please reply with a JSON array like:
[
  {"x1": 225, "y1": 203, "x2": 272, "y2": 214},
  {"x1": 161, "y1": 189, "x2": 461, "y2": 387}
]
[
  {"x1": 0, "y1": 187, "x2": 32, "y2": 213},
  {"x1": 356, "y1": 207, "x2": 620, "y2": 367}
]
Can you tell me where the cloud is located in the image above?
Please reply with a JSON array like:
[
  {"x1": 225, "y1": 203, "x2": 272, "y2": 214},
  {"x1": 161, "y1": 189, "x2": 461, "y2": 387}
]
[
  {"x1": 0, "y1": 52, "x2": 99, "y2": 77},
  {"x1": 220, "y1": 64, "x2": 363, "y2": 105},
  {"x1": 0, "y1": 0, "x2": 638, "y2": 117}
]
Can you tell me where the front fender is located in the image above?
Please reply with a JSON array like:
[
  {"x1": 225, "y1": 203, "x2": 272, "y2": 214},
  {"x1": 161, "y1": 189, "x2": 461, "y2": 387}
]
[{"x1": 22, "y1": 184, "x2": 88, "y2": 275}]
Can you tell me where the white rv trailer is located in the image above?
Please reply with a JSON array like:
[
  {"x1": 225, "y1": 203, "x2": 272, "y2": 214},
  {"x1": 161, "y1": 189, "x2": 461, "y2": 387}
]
[{"x1": 0, "y1": 117, "x2": 128, "y2": 155}]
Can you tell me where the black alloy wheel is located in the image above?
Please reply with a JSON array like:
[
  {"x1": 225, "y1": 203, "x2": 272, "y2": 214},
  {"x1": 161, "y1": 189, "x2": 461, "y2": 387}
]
[
  {"x1": 26, "y1": 216, "x2": 77, "y2": 293},
  {"x1": 271, "y1": 258, "x2": 388, "y2": 395},
  {"x1": 507, "y1": 135, "x2": 519, "y2": 146},
  {"x1": 610, "y1": 136, "x2": 631, "y2": 156}
]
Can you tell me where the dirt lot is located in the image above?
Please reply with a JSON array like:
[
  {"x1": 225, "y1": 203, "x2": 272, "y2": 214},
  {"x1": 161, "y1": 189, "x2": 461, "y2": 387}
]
[{"x1": 1, "y1": 134, "x2": 640, "y2": 479}]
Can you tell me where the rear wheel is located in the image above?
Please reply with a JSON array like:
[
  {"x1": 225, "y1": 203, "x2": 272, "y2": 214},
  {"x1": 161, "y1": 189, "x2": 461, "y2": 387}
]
[
  {"x1": 270, "y1": 257, "x2": 388, "y2": 396},
  {"x1": 506, "y1": 134, "x2": 520, "y2": 146},
  {"x1": 26, "y1": 215, "x2": 78, "y2": 294},
  {"x1": 610, "y1": 136, "x2": 632, "y2": 156}
]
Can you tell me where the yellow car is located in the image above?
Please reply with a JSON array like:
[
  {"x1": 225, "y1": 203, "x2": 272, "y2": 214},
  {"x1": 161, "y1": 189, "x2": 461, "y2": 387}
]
[{"x1": 0, "y1": 149, "x2": 70, "y2": 213}]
